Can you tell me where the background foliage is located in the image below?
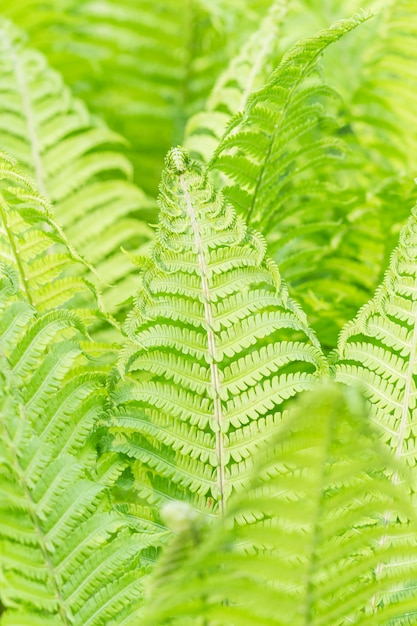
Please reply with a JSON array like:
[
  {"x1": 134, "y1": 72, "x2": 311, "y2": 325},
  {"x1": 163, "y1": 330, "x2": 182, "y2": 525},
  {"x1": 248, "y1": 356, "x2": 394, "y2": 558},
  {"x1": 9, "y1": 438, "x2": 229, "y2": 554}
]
[{"x1": 1, "y1": 0, "x2": 417, "y2": 624}]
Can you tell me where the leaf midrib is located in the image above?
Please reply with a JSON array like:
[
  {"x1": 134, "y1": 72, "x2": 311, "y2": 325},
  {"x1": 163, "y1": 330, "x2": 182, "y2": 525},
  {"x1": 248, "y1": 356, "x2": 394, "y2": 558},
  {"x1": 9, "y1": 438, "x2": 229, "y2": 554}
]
[{"x1": 180, "y1": 171, "x2": 227, "y2": 515}]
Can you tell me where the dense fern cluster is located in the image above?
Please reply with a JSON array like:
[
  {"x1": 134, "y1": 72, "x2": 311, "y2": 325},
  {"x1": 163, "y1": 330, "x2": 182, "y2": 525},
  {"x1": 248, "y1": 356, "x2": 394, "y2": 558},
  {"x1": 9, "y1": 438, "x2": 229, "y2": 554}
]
[{"x1": 2, "y1": 0, "x2": 417, "y2": 624}]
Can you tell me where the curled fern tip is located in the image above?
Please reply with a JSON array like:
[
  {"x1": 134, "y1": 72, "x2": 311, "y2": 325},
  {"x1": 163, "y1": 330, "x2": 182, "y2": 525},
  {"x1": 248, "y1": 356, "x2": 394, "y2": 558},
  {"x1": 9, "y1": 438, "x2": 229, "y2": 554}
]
[{"x1": 165, "y1": 146, "x2": 191, "y2": 174}]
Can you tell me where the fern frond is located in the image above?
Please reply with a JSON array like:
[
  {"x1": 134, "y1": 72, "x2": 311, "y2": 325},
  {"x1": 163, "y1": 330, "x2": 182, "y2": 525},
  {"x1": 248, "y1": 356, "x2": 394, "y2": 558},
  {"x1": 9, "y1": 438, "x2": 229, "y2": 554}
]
[
  {"x1": 0, "y1": 19, "x2": 154, "y2": 317},
  {"x1": 184, "y1": 0, "x2": 287, "y2": 164},
  {"x1": 209, "y1": 12, "x2": 384, "y2": 348},
  {"x1": 0, "y1": 151, "x2": 103, "y2": 325},
  {"x1": 211, "y1": 11, "x2": 371, "y2": 230},
  {"x1": 335, "y1": 204, "x2": 417, "y2": 487},
  {"x1": 142, "y1": 384, "x2": 417, "y2": 626},
  {"x1": 290, "y1": 0, "x2": 417, "y2": 262},
  {"x1": 0, "y1": 1, "x2": 273, "y2": 194},
  {"x1": 0, "y1": 264, "x2": 164, "y2": 625},
  {"x1": 341, "y1": 0, "x2": 417, "y2": 172},
  {"x1": 111, "y1": 147, "x2": 328, "y2": 516}
]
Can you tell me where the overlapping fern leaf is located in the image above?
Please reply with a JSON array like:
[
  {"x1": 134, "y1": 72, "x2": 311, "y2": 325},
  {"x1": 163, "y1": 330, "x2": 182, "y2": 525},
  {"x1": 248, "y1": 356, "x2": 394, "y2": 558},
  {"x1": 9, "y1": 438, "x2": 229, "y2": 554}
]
[
  {"x1": 0, "y1": 151, "x2": 102, "y2": 326},
  {"x1": 210, "y1": 13, "x2": 369, "y2": 229},
  {"x1": 0, "y1": 263, "x2": 163, "y2": 625},
  {"x1": 335, "y1": 203, "x2": 417, "y2": 487},
  {"x1": 0, "y1": 19, "x2": 154, "y2": 317},
  {"x1": 210, "y1": 12, "x2": 388, "y2": 348},
  {"x1": 110, "y1": 146, "x2": 328, "y2": 517},
  {"x1": 0, "y1": 0, "x2": 273, "y2": 194},
  {"x1": 141, "y1": 384, "x2": 417, "y2": 625},
  {"x1": 184, "y1": 0, "x2": 287, "y2": 165}
]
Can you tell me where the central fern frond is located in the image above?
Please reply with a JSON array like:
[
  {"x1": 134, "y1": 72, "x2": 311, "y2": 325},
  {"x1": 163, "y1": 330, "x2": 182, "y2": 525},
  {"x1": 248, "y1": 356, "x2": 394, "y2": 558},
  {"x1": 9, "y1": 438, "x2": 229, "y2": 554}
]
[{"x1": 111, "y1": 147, "x2": 328, "y2": 515}]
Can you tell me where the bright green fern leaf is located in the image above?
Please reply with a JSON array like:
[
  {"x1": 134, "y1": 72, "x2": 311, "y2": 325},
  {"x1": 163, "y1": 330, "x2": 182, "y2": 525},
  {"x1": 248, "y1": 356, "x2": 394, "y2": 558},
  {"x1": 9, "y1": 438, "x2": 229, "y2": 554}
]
[
  {"x1": 0, "y1": 264, "x2": 163, "y2": 625},
  {"x1": 0, "y1": 0, "x2": 274, "y2": 194},
  {"x1": 210, "y1": 11, "x2": 371, "y2": 232},
  {"x1": 0, "y1": 151, "x2": 102, "y2": 325},
  {"x1": 110, "y1": 146, "x2": 328, "y2": 517},
  {"x1": 142, "y1": 384, "x2": 417, "y2": 625},
  {"x1": 335, "y1": 203, "x2": 417, "y2": 488},
  {"x1": 184, "y1": 0, "x2": 287, "y2": 165},
  {"x1": 210, "y1": 12, "x2": 386, "y2": 349},
  {"x1": 0, "y1": 20, "x2": 154, "y2": 317}
]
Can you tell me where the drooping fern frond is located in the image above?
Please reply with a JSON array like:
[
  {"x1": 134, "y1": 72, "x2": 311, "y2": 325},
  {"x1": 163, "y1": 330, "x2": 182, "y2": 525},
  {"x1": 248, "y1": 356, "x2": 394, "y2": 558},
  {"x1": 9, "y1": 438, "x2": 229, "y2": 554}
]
[
  {"x1": 110, "y1": 146, "x2": 328, "y2": 517},
  {"x1": 335, "y1": 203, "x2": 417, "y2": 487},
  {"x1": 0, "y1": 264, "x2": 164, "y2": 625},
  {"x1": 209, "y1": 12, "x2": 386, "y2": 348},
  {"x1": 211, "y1": 12, "x2": 370, "y2": 233},
  {"x1": 142, "y1": 384, "x2": 417, "y2": 625},
  {"x1": 0, "y1": 0, "x2": 274, "y2": 194},
  {"x1": 0, "y1": 151, "x2": 102, "y2": 325},
  {"x1": 0, "y1": 20, "x2": 154, "y2": 317},
  {"x1": 184, "y1": 0, "x2": 287, "y2": 164}
]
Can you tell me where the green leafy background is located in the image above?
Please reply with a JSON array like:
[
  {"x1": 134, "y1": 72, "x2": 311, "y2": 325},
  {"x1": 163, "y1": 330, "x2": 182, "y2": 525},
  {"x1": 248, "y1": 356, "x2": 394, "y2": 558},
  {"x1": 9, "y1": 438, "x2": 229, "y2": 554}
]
[{"x1": 1, "y1": 0, "x2": 417, "y2": 624}]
